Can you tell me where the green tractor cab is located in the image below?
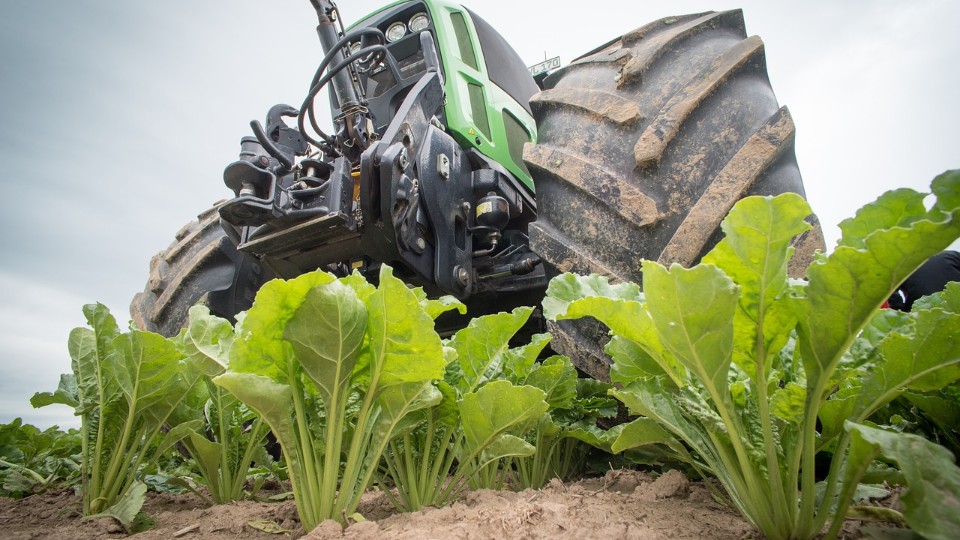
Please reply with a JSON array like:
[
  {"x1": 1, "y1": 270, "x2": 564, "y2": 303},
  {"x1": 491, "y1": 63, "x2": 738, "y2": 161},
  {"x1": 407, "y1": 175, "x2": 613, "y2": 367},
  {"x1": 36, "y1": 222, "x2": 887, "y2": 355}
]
[{"x1": 344, "y1": 0, "x2": 539, "y2": 190}]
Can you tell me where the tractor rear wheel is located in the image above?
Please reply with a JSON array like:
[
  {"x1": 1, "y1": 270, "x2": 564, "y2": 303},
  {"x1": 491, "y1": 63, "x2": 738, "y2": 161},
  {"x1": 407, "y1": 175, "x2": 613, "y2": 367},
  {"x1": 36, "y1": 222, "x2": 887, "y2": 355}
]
[
  {"x1": 524, "y1": 10, "x2": 824, "y2": 380},
  {"x1": 130, "y1": 206, "x2": 269, "y2": 337}
]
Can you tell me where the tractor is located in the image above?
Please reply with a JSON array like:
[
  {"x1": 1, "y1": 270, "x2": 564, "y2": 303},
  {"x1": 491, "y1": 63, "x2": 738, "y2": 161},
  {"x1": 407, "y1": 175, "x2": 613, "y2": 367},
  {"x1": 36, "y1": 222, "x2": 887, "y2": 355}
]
[{"x1": 131, "y1": 0, "x2": 823, "y2": 379}]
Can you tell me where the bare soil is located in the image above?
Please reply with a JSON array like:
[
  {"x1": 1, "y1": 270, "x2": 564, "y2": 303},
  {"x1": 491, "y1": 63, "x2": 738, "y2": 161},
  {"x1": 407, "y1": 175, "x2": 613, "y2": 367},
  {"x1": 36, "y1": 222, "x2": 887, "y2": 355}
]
[{"x1": 0, "y1": 470, "x2": 762, "y2": 539}]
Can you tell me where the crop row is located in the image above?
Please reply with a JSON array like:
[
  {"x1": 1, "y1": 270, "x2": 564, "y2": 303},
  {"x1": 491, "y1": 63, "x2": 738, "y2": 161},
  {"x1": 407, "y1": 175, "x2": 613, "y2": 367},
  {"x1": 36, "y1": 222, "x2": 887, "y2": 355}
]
[{"x1": 5, "y1": 171, "x2": 959, "y2": 539}]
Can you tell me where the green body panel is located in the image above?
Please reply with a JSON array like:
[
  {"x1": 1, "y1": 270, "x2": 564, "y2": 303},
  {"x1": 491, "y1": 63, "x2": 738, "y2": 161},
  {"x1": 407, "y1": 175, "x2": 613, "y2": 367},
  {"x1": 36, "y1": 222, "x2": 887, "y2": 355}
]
[{"x1": 351, "y1": 0, "x2": 538, "y2": 192}]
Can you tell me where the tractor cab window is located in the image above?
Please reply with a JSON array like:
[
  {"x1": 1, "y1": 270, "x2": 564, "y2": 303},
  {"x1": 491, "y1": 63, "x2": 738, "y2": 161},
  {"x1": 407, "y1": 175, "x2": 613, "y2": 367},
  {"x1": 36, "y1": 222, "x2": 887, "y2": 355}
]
[{"x1": 465, "y1": 9, "x2": 539, "y2": 114}]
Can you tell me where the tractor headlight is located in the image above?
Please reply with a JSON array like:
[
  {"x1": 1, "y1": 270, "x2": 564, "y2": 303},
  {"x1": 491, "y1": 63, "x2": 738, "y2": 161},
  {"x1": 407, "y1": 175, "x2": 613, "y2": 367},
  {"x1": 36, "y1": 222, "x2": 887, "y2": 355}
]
[
  {"x1": 385, "y1": 21, "x2": 407, "y2": 42},
  {"x1": 408, "y1": 12, "x2": 430, "y2": 33}
]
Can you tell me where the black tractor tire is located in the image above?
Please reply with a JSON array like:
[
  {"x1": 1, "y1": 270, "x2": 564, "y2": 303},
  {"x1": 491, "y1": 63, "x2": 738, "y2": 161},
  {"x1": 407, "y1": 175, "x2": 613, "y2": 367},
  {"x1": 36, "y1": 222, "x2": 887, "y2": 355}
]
[
  {"x1": 130, "y1": 206, "x2": 269, "y2": 337},
  {"x1": 524, "y1": 10, "x2": 824, "y2": 380}
]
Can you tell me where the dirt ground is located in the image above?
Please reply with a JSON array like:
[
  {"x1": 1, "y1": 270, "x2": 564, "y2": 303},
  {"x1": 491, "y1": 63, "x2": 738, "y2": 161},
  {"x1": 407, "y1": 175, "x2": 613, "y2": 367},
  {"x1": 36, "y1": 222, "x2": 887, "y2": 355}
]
[{"x1": 0, "y1": 469, "x2": 803, "y2": 539}]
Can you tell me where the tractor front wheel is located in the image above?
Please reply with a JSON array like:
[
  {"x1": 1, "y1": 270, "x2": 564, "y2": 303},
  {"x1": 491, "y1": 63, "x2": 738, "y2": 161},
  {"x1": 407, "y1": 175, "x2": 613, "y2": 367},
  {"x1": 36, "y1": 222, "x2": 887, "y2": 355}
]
[
  {"x1": 130, "y1": 207, "x2": 268, "y2": 336},
  {"x1": 525, "y1": 10, "x2": 823, "y2": 379}
]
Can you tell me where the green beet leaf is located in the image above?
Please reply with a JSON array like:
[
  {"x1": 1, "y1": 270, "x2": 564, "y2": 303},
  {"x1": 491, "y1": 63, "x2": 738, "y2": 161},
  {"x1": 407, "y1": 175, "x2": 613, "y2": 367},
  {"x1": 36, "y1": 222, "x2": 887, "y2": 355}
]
[
  {"x1": 178, "y1": 304, "x2": 235, "y2": 376},
  {"x1": 173, "y1": 307, "x2": 274, "y2": 505},
  {"x1": 448, "y1": 307, "x2": 533, "y2": 393},
  {"x1": 501, "y1": 333, "x2": 552, "y2": 380},
  {"x1": 609, "y1": 417, "x2": 677, "y2": 454},
  {"x1": 701, "y1": 194, "x2": 808, "y2": 379},
  {"x1": 836, "y1": 188, "x2": 928, "y2": 250},
  {"x1": 212, "y1": 373, "x2": 295, "y2": 454},
  {"x1": 30, "y1": 374, "x2": 79, "y2": 409},
  {"x1": 230, "y1": 271, "x2": 337, "y2": 382},
  {"x1": 844, "y1": 422, "x2": 960, "y2": 540},
  {"x1": 284, "y1": 280, "x2": 367, "y2": 403},
  {"x1": 459, "y1": 380, "x2": 547, "y2": 467},
  {"x1": 518, "y1": 355, "x2": 578, "y2": 410},
  {"x1": 641, "y1": 261, "x2": 738, "y2": 404},
  {"x1": 363, "y1": 267, "x2": 446, "y2": 387}
]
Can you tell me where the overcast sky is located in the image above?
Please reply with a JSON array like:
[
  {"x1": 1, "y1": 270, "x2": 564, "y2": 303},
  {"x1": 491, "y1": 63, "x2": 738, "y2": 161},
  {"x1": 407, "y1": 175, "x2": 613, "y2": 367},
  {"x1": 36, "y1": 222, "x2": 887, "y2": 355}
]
[{"x1": 2, "y1": 0, "x2": 957, "y2": 430}]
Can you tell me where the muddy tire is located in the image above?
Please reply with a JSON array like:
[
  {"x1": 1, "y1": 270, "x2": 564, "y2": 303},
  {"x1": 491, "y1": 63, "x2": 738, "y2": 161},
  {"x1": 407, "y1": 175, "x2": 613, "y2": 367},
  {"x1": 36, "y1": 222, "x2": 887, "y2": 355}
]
[
  {"x1": 524, "y1": 10, "x2": 824, "y2": 379},
  {"x1": 130, "y1": 207, "x2": 269, "y2": 337}
]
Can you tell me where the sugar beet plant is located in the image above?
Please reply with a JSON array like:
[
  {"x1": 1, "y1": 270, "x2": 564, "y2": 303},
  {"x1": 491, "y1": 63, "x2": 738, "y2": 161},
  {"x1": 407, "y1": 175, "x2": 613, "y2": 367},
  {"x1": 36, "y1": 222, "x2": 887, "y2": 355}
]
[
  {"x1": 0, "y1": 417, "x2": 81, "y2": 498},
  {"x1": 211, "y1": 265, "x2": 471, "y2": 530},
  {"x1": 377, "y1": 307, "x2": 606, "y2": 511},
  {"x1": 377, "y1": 308, "x2": 549, "y2": 510},
  {"x1": 545, "y1": 171, "x2": 960, "y2": 540},
  {"x1": 32, "y1": 304, "x2": 205, "y2": 529},
  {"x1": 167, "y1": 305, "x2": 274, "y2": 504}
]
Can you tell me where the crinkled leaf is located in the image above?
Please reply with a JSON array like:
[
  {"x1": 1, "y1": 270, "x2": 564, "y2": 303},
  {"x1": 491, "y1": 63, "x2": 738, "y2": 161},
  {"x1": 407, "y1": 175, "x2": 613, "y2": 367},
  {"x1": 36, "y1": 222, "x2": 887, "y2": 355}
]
[
  {"x1": 178, "y1": 305, "x2": 234, "y2": 376},
  {"x1": 848, "y1": 308, "x2": 960, "y2": 428},
  {"x1": 770, "y1": 382, "x2": 806, "y2": 424},
  {"x1": 610, "y1": 380, "x2": 705, "y2": 447},
  {"x1": 459, "y1": 380, "x2": 547, "y2": 462},
  {"x1": 931, "y1": 170, "x2": 960, "y2": 215},
  {"x1": 70, "y1": 304, "x2": 120, "y2": 415},
  {"x1": 873, "y1": 308, "x2": 960, "y2": 392},
  {"x1": 283, "y1": 280, "x2": 366, "y2": 405},
  {"x1": 363, "y1": 266, "x2": 446, "y2": 388},
  {"x1": 105, "y1": 330, "x2": 191, "y2": 419},
  {"x1": 230, "y1": 270, "x2": 336, "y2": 382},
  {"x1": 553, "y1": 293, "x2": 649, "y2": 344},
  {"x1": 845, "y1": 422, "x2": 960, "y2": 540},
  {"x1": 542, "y1": 272, "x2": 642, "y2": 320},
  {"x1": 449, "y1": 307, "x2": 532, "y2": 393},
  {"x1": 30, "y1": 374, "x2": 79, "y2": 409},
  {"x1": 838, "y1": 188, "x2": 928, "y2": 250},
  {"x1": 522, "y1": 356, "x2": 577, "y2": 410},
  {"x1": 546, "y1": 274, "x2": 682, "y2": 384},
  {"x1": 414, "y1": 289, "x2": 467, "y2": 320},
  {"x1": 569, "y1": 378, "x2": 619, "y2": 421},
  {"x1": 641, "y1": 261, "x2": 738, "y2": 402},
  {"x1": 502, "y1": 333, "x2": 551, "y2": 380}
]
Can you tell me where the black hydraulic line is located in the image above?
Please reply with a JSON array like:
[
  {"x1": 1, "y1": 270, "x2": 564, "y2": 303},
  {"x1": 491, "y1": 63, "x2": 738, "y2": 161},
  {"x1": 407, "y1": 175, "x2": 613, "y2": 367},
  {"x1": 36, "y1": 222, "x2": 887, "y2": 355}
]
[
  {"x1": 295, "y1": 27, "x2": 385, "y2": 148},
  {"x1": 250, "y1": 119, "x2": 295, "y2": 170},
  {"x1": 303, "y1": 45, "x2": 387, "y2": 106},
  {"x1": 306, "y1": 28, "x2": 384, "y2": 89},
  {"x1": 297, "y1": 44, "x2": 388, "y2": 149}
]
